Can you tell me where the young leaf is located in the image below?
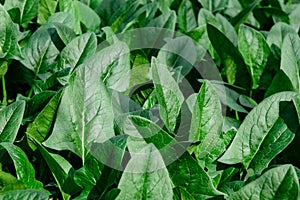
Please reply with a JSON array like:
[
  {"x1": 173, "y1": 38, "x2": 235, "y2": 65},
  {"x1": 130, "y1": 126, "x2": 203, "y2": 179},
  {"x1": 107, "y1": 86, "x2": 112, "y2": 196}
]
[
  {"x1": 151, "y1": 57, "x2": 184, "y2": 133},
  {"x1": 219, "y1": 92, "x2": 300, "y2": 173},
  {"x1": 168, "y1": 152, "x2": 224, "y2": 198},
  {"x1": 280, "y1": 33, "x2": 300, "y2": 92},
  {"x1": 228, "y1": 165, "x2": 299, "y2": 200},
  {"x1": 0, "y1": 101, "x2": 25, "y2": 143},
  {"x1": 0, "y1": 142, "x2": 44, "y2": 190},
  {"x1": 0, "y1": 189, "x2": 49, "y2": 200},
  {"x1": 238, "y1": 24, "x2": 271, "y2": 89},
  {"x1": 116, "y1": 144, "x2": 173, "y2": 200},
  {"x1": 43, "y1": 64, "x2": 115, "y2": 164}
]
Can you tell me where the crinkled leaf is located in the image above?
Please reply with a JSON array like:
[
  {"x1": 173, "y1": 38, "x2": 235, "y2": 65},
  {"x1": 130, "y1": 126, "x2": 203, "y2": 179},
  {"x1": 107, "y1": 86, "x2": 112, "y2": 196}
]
[
  {"x1": 43, "y1": 64, "x2": 114, "y2": 164},
  {"x1": 238, "y1": 24, "x2": 271, "y2": 89},
  {"x1": 0, "y1": 143, "x2": 43, "y2": 190},
  {"x1": 151, "y1": 57, "x2": 184, "y2": 133},
  {"x1": 116, "y1": 144, "x2": 173, "y2": 200},
  {"x1": 0, "y1": 101, "x2": 25, "y2": 143},
  {"x1": 219, "y1": 92, "x2": 300, "y2": 173},
  {"x1": 228, "y1": 165, "x2": 299, "y2": 200}
]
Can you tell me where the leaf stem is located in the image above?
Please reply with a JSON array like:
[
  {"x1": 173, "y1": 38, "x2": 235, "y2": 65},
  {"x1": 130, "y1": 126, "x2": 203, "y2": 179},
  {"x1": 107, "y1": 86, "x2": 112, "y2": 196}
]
[{"x1": 2, "y1": 75, "x2": 7, "y2": 106}]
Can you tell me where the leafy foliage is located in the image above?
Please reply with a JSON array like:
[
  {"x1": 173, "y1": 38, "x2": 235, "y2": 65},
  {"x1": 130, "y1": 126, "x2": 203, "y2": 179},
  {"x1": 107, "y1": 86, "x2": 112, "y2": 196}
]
[{"x1": 0, "y1": 0, "x2": 300, "y2": 199}]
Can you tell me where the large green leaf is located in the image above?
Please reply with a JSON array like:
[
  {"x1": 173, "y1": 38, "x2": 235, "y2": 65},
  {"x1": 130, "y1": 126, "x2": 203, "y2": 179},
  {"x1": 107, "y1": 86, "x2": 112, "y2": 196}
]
[
  {"x1": 151, "y1": 57, "x2": 184, "y2": 133},
  {"x1": 168, "y1": 153, "x2": 224, "y2": 198},
  {"x1": 0, "y1": 101, "x2": 25, "y2": 143},
  {"x1": 0, "y1": 171, "x2": 25, "y2": 192},
  {"x1": 280, "y1": 33, "x2": 300, "y2": 92},
  {"x1": 0, "y1": 189, "x2": 49, "y2": 200},
  {"x1": 116, "y1": 144, "x2": 173, "y2": 200},
  {"x1": 178, "y1": 0, "x2": 197, "y2": 32},
  {"x1": 4, "y1": 0, "x2": 39, "y2": 26},
  {"x1": 228, "y1": 165, "x2": 299, "y2": 200},
  {"x1": 0, "y1": 5, "x2": 22, "y2": 60},
  {"x1": 0, "y1": 143, "x2": 44, "y2": 190},
  {"x1": 21, "y1": 28, "x2": 59, "y2": 75},
  {"x1": 59, "y1": 32, "x2": 97, "y2": 72},
  {"x1": 43, "y1": 64, "x2": 115, "y2": 164},
  {"x1": 37, "y1": 0, "x2": 58, "y2": 25},
  {"x1": 26, "y1": 91, "x2": 63, "y2": 151},
  {"x1": 219, "y1": 92, "x2": 300, "y2": 173},
  {"x1": 207, "y1": 24, "x2": 251, "y2": 93},
  {"x1": 238, "y1": 24, "x2": 271, "y2": 89},
  {"x1": 190, "y1": 81, "x2": 227, "y2": 163}
]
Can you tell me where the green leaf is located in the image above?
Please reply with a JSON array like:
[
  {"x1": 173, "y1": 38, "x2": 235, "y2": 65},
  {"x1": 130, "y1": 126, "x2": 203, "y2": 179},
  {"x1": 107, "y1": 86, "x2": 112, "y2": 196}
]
[
  {"x1": 86, "y1": 41, "x2": 131, "y2": 92},
  {"x1": 43, "y1": 64, "x2": 115, "y2": 165},
  {"x1": 37, "y1": 0, "x2": 58, "y2": 25},
  {"x1": 0, "y1": 101, "x2": 25, "y2": 143},
  {"x1": 228, "y1": 165, "x2": 299, "y2": 200},
  {"x1": 36, "y1": 142, "x2": 80, "y2": 197},
  {"x1": 178, "y1": 0, "x2": 197, "y2": 32},
  {"x1": 0, "y1": 171, "x2": 25, "y2": 192},
  {"x1": 219, "y1": 92, "x2": 300, "y2": 173},
  {"x1": 59, "y1": 32, "x2": 97, "y2": 72},
  {"x1": 190, "y1": 81, "x2": 225, "y2": 163},
  {"x1": 157, "y1": 36, "x2": 197, "y2": 78},
  {"x1": 0, "y1": 5, "x2": 22, "y2": 60},
  {"x1": 76, "y1": 1, "x2": 101, "y2": 31},
  {"x1": 116, "y1": 144, "x2": 173, "y2": 200},
  {"x1": 280, "y1": 33, "x2": 300, "y2": 92},
  {"x1": 21, "y1": 28, "x2": 59, "y2": 75},
  {"x1": 238, "y1": 25, "x2": 271, "y2": 89},
  {"x1": 207, "y1": 24, "x2": 251, "y2": 93},
  {"x1": 265, "y1": 70, "x2": 295, "y2": 97},
  {"x1": 4, "y1": 0, "x2": 39, "y2": 26},
  {"x1": 151, "y1": 57, "x2": 184, "y2": 133},
  {"x1": 0, "y1": 143, "x2": 44, "y2": 190},
  {"x1": 168, "y1": 153, "x2": 224, "y2": 198},
  {"x1": 0, "y1": 189, "x2": 49, "y2": 200},
  {"x1": 26, "y1": 91, "x2": 63, "y2": 151}
]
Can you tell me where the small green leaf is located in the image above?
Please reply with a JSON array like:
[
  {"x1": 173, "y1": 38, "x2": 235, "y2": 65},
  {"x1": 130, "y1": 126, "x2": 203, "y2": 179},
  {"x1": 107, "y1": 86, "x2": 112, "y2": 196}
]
[
  {"x1": 116, "y1": 144, "x2": 173, "y2": 200},
  {"x1": 178, "y1": 0, "x2": 197, "y2": 32},
  {"x1": 37, "y1": 0, "x2": 58, "y2": 25},
  {"x1": 0, "y1": 101, "x2": 25, "y2": 143},
  {"x1": 0, "y1": 171, "x2": 25, "y2": 192},
  {"x1": 228, "y1": 165, "x2": 299, "y2": 200}
]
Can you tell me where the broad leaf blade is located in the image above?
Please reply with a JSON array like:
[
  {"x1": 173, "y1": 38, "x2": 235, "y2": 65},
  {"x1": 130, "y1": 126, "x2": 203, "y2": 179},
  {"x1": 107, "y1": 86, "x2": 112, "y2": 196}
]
[
  {"x1": 178, "y1": 0, "x2": 197, "y2": 32},
  {"x1": 219, "y1": 92, "x2": 300, "y2": 173},
  {"x1": 116, "y1": 144, "x2": 173, "y2": 200},
  {"x1": 37, "y1": 0, "x2": 58, "y2": 25},
  {"x1": 228, "y1": 165, "x2": 299, "y2": 200},
  {"x1": 151, "y1": 57, "x2": 184, "y2": 133},
  {"x1": 43, "y1": 64, "x2": 115, "y2": 164},
  {"x1": 0, "y1": 101, "x2": 25, "y2": 143},
  {"x1": 0, "y1": 189, "x2": 49, "y2": 200}
]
